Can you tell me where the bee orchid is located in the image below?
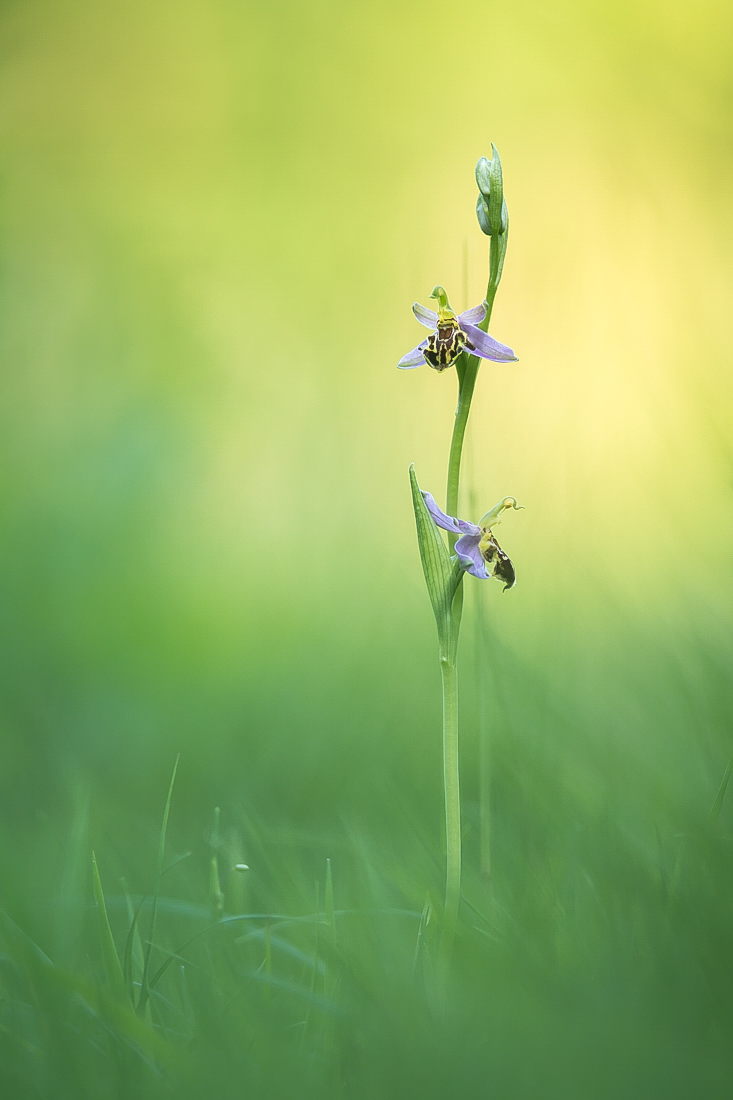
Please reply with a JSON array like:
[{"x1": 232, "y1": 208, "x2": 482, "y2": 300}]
[
  {"x1": 421, "y1": 491, "x2": 523, "y2": 590},
  {"x1": 398, "y1": 286, "x2": 517, "y2": 372}
]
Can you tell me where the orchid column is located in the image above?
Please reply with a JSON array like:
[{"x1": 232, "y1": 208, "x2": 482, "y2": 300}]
[{"x1": 399, "y1": 146, "x2": 521, "y2": 967}]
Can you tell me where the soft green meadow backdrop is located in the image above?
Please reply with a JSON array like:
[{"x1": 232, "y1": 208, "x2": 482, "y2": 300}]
[{"x1": 1, "y1": 0, "x2": 732, "y2": 1096}]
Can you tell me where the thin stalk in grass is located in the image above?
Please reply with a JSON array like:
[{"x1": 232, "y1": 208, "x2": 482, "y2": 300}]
[
  {"x1": 137, "y1": 754, "x2": 179, "y2": 1016},
  {"x1": 91, "y1": 851, "x2": 126, "y2": 1000},
  {"x1": 299, "y1": 881, "x2": 322, "y2": 1055},
  {"x1": 439, "y1": 201, "x2": 509, "y2": 956},
  {"x1": 476, "y1": 590, "x2": 493, "y2": 880},
  {"x1": 122, "y1": 850, "x2": 191, "y2": 999},
  {"x1": 208, "y1": 806, "x2": 225, "y2": 922},
  {"x1": 439, "y1": 653, "x2": 460, "y2": 956},
  {"x1": 709, "y1": 755, "x2": 733, "y2": 824},
  {"x1": 405, "y1": 146, "x2": 517, "y2": 978},
  {"x1": 468, "y1": 466, "x2": 493, "y2": 882}
]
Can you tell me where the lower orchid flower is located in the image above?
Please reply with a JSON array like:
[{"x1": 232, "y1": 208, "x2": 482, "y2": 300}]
[
  {"x1": 398, "y1": 285, "x2": 517, "y2": 372},
  {"x1": 422, "y1": 491, "x2": 523, "y2": 590}
]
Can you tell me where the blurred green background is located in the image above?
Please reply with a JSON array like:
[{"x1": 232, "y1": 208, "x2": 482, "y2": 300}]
[{"x1": 1, "y1": 0, "x2": 732, "y2": 1096}]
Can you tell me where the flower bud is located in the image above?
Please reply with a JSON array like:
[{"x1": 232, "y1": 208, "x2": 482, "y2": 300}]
[
  {"x1": 475, "y1": 156, "x2": 492, "y2": 198},
  {"x1": 475, "y1": 145, "x2": 507, "y2": 237},
  {"x1": 476, "y1": 193, "x2": 491, "y2": 235}
]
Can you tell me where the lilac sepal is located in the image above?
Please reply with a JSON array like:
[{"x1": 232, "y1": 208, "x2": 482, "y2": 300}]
[
  {"x1": 455, "y1": 533, "x2": 489, "y2": 578},
  {"x1": 458, "y1": 302, "x2": 487, "y2": 326},
  {"x1": 412, "y1": 303, "x2": 438, "y2": 329},
  {"x1": 398, "y1": 342, "x2": 428, "y2": 369},
  {"x1": 461, "y1": 323, "x2": 517, "y2": 362},
  {"x1": 421, "y1": 492, "x2": 480, "y2": 537}
]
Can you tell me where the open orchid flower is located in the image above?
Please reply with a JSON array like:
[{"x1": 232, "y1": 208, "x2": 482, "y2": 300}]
[
  {"x1": 398, "y1": 285, "x2": 517, "y2": 372},
  {"x1": 422, "y1": 491, "x2": 523, "y2": 590}
]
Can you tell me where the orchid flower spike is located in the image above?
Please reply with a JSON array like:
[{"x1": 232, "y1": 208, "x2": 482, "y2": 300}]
[
  {"x1": 421, "y1": 491, "x2": 523, "y2": 590},
  {"x1": 398, "y1": 285, "x2": 517, "y2": 372}
]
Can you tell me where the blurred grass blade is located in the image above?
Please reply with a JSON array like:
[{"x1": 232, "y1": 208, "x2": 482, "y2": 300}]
[
  {"x1": 121, "y1": 877, "x2": 146, "y2": 999},
  {"x1": 412, "y1": 894, "x2": 433, "y2": 982},
  {"x1": 209, "y1": 807, "x2": 225, "y2": 921},
  {"x1": 138, "y1": 754, "x2": 179, "y2": 1014},
  {"x1": 91, "y1": 852, "x2": 127, "y2": 1000},
  {"x1": 236, "y1": 929, "x2": 325, "y2": 971},
  {"x1": 0, "y1": 907, "x2": 54, "y2": 967},
  {"x1": 299, "y1": 905, "x2": 321, "y2": 1055},
  {"x1": 147, "y1": 913, "x2": 281, "y2": 992},
  {"x1": 325, "y1": 858, "x2": 335, "y2": 933},
  {"x1": 708, "y1": 755, "x2": 733, "y2": 824},
  {"x1": 121, "y1": 854, "x2": 196, "y2": 986}
]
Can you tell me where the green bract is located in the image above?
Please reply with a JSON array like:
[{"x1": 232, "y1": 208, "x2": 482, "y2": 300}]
[{"x1": 409, "y1": 465, "x2": 462, "y2": 659}]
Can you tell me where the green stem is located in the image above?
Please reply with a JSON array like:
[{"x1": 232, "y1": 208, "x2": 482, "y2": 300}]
[
  {"x1": 445, "y1": 228, "x2": 504, "y2": 522},
  {"x1": 439, "y1": 655, "x2": 460, "y2": 961},
  {"x1": 446, "y1": 357, "x2": 480, "y2": 521},
  {"x1": 476, "y1": 600, "x2": 492, "y2": 880},
  {"x1": 439, "y1": 228, "x2": 506, "y2": 964}
]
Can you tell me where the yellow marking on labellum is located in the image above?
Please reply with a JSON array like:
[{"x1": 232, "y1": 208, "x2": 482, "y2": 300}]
[
  {"x1": 424, "y1": 286, "x2": 478, "y2": 371},
  {"x1": 424, "y1": 316, "x2": 475, "y2": 372}
]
